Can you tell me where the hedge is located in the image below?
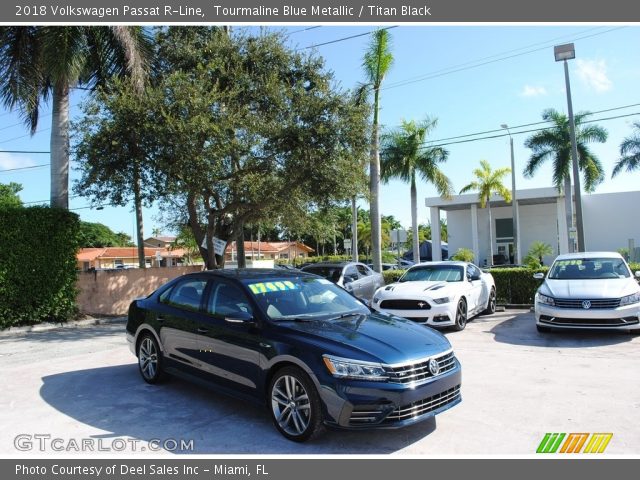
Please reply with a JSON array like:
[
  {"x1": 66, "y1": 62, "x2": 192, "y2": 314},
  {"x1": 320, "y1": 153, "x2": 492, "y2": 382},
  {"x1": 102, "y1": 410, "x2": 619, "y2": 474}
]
[{"x1": 0, "y1": 206, "x2": 81, "y2": 328}]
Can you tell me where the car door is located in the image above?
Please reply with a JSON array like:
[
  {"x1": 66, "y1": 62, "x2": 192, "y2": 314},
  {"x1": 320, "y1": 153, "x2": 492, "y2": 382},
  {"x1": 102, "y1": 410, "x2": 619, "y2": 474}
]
[
  {"x1": 156, "y1": 277, "x2": 208, "y2": 369},
  {"x1": 195, "y1": 279, "x2": 263, "y2": 395},
  {"x1": 356, "y1": 263, "x2": 376, "y2": 300},
  {"x1": 342, "y1": 265, "x2": 361, "y2": 298},
  {"x1": 466, "y1": 264, "x2": 484, "y2": 312}
]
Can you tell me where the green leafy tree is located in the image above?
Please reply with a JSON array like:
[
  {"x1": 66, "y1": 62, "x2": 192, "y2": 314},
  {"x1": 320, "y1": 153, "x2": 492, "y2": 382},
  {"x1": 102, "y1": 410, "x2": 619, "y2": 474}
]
[
  {"x1": 451, "y1": 248, "x2": 475, "y2": 262},
  {"x1": 77, "y1": 221, "x2": 133, "y2": 247},
  {"x1": 460, "y1": 160, "x2": 511, "y2": 266},
  {"x1": 612, "y1": 121, "x2": 640, "y2": 177},
  {"x1": 0, "y1": 26, "x2": 151, "y2": 209},
  {"x1": 382, "y1": 117, "x2": 452, "y2": 263},
  {"x1": 0, "y1": 182, "x2": 22, "y2": 208},
  {"x1": 359, "y1": 28, "x2": 394, "y2": 273}
]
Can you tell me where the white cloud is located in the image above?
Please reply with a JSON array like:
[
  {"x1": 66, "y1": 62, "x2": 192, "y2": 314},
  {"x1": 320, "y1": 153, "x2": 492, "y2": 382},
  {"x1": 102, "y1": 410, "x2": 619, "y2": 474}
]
[
  {"x1": 520, "y1": 85, "x2": 547, "y2": 97},
  {"x1": 0, "y1": 152, "x2": 36, "y2": 171},
  {"x1": 576, "y1": 59, "x2": 612, "y2": 93}
]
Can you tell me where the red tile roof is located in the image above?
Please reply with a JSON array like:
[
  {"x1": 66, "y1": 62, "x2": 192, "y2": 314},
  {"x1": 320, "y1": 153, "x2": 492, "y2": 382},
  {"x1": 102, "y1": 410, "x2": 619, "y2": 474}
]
[{"x1": 226, "y1": 241, "x2": 314, "y2": 253}]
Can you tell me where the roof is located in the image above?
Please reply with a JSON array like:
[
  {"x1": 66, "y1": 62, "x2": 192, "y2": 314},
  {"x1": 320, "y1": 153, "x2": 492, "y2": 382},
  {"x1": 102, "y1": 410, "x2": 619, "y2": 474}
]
[
  {"x1": 145, "y1": 236, "x2": 176, "y2": 243},
  {"x1": 226, "y1": 241, "x2": 314, "y2": 253},
  {"x1": 412, "y1": 261, "x2": 469, "y2": 267},
  {"x1": 425, "y1": 186, "x2": 562, "y2": 211},
  {"x1": 77, "y1": 247, "x2": 188, "y2": 261},
  {"x1": 555, "y1": 252, "x2": 623, "y2": 261}
]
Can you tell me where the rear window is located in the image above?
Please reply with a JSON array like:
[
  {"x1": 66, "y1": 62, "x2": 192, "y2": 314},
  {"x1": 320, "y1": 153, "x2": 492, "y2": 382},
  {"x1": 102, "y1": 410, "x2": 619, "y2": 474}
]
[
  {"x1": 302, "y1": 266, "x2": 342, "y2": 283},
  {"x1": 548, "y1": 258, "x2": 630, "y2": 280}
]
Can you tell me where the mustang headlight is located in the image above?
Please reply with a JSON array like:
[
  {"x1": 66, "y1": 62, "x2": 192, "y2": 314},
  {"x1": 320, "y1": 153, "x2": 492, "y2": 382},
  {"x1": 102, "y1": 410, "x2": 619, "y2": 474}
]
[
  {"x1": 537, "y1": 292, "x2": 555, "y2": 306},
  {"x1": 620, "y1": 292, "x2": 640, "y2": 306},
  {"x1": 322, "y1": 355, "x2": 388, "y2": 381},
  {"x1": 432, "y1": 297, "x2": 451, "y2": 304}
]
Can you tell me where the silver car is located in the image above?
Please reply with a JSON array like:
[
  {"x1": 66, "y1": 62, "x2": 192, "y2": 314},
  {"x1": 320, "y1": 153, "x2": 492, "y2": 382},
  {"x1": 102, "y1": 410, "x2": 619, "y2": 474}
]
[
  {"x1": 534, "y1": 251, "x2": 640, "y2": 333},
  {"x1": 301, "y1": 261, "x2": 385, "y2": 301}
]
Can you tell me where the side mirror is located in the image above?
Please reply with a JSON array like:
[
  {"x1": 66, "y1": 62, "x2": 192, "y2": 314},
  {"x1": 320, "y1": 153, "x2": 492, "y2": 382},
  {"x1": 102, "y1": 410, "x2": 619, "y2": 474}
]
[
  {"x1": 343, "y1": 274, "x2": 357, "y2": 284},
  {"x1": 635, "y1": 271, "x2": 640, "y2": 278},
  {"x1": 533, "y1": 272, "x2": 545, "y2": 280},
  {"x1": 225, "y1": 311, "x2": 255, "y2": 324}
]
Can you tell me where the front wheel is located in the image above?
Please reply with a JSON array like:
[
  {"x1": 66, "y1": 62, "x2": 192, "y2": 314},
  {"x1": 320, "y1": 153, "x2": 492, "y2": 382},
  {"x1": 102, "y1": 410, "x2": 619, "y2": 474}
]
[
  {"x1": 137, "y1": 333, "x2": 165, "y2": 384},
  {"x1": 452, "y1": 298, "x2": 467, "y2": 331},
  {"x1": 269, "y1": 366, "x2": 323, "y2": 442},
  {"x1": 483, "y1": 288, "x2": 496, "y2": 315}
]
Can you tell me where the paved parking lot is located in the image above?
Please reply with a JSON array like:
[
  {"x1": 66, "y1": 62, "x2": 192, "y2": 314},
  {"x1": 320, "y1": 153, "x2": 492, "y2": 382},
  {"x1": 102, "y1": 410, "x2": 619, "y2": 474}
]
[{"x1": 1, "y1": 310, "x2": 639, "y2": 455}]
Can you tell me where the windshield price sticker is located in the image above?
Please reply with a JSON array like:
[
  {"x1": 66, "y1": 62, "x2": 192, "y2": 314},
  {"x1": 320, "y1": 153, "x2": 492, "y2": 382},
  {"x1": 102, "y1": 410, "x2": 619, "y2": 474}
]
[{"x1": 248, "y1": 281, "x2": 298, "y2": 294}]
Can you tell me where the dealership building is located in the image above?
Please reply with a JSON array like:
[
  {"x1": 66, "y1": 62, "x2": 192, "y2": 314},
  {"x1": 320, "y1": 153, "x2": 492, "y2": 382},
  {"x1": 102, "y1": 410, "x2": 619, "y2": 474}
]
[{"x1": 425, "y1": 187, "x2": 640, "y2": 266}]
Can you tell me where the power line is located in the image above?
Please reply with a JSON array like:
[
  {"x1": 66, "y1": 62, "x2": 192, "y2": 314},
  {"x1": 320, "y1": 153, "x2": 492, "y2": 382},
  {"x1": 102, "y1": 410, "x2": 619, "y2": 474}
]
[
  {"x1": 0, "y1": 163, "x2": 49, "y2": 173},
  {"x1": 0, "y1": 127, "x2": 51, "y2": 145},
  {"x1": 287, "y1": 26, "x2": 322, "y2": 36},
  {"x1": 382, "y1": 27, "x2": 625, "y2": 91},
  {"x1": 0, "y1": 150, "x2": 50, "y2": 154},
  {"x1": 0, "y1": 112, "x2": 52, "y2": 133},
  {"x1": 300, "y1": 26, "x2": 398, "y2": 50}
]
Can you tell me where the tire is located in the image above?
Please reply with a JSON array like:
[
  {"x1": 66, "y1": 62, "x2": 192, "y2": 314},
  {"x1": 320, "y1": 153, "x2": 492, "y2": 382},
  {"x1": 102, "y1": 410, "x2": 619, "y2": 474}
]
[
  {"x1": 536, "y1": 324, "x2": 552, "y2": 333},
  {"x1": 452, "y1": 298, "x2": 467, "y2": 331},
  {"x1": 137, "y1": 333, "x2": 165, "y2": 384},
  {"x1": 268, "y1": 366, "x2": 323, "y2": 442},
  {"x1": 483, "y1": 288, "x2": 496, "y2": 315}
]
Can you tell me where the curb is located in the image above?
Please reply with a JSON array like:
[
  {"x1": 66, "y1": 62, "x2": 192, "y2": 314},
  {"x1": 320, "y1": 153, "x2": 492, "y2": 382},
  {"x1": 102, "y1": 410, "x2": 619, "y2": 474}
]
[{"x1": 0, "y1": 316, "x2": 127, "y2": 337}]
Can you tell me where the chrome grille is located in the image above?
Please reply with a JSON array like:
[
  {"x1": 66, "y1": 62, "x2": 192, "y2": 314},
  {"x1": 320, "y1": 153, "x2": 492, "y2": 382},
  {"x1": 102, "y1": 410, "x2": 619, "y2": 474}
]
[
  {"x1": 386, "y1": 351, "x2": 456, "y2": 384},
  {"x1": 349, "y1": 407, "x2": 384, "y2": 424},
  {"x1": 553, "y1": 298, "x2": 621, "y2": 309},
  {"x1": 385, "y1": 385, "x2": 461, "y2": 422},
  {"x1": 379, "y1": 299, "x2": 431, "y2": 310}
]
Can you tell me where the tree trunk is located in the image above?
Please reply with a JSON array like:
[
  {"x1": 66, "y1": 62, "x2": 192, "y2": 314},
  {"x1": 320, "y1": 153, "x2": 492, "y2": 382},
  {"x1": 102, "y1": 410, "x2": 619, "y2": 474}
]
[
  {"x1": 351, "y1": 197, "x2": 358, "y2": 261},
  {"x1": 133, "y1": 165, "x2": 145, "y2": 268},
  {"x1": 411, "y1": 174, "x2": 420, "y2": 264},
  {"x1": 50, "y1": 82, "x2": 70, "y2": 209},
  {"x1": 370, "y1": 87, "x2": 382, "y2": 273},
  {"x1": 487, "y1": 198, "x2": 494, "y2": 267},
  {"x1": 236, "y1": 219, "x2": 246, "y2": 268}
]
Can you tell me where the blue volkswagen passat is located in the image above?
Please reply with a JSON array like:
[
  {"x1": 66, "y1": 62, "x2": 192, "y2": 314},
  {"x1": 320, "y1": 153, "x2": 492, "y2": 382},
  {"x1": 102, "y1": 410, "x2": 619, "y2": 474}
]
[{"x1": 126, "y1": 269, "x2": 461, "y2": 442}]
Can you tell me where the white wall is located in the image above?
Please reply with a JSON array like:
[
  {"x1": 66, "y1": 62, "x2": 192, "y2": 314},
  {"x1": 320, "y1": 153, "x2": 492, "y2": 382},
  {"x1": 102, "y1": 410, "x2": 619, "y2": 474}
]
[
  {"x1": 518, "y1": 203, "x2": 559, "y2": 266},
  {"x1": 446, "y1": 210, "x2": 473, "y2": 261},
  {"x1": 583, "y1": 191, "x2": 640, "y2": 252}
]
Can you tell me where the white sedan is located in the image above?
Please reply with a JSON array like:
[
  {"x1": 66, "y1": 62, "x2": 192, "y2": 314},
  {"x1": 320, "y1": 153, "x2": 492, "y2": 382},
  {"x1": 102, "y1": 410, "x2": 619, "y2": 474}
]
[
  {"x1": 370, "y1": 261, "x2": 496, "y2": 331},
  {"x1": 534, "y1": 251, "x2": 640, "y2": 333}
]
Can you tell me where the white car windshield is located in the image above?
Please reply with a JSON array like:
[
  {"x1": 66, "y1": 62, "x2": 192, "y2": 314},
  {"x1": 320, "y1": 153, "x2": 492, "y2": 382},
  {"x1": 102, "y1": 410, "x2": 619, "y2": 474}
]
[
  {"x1": 548, "y1": 258, "x2": 631, "y2": 280},
  {"x1": 243, "y1": 277, "x2": 369, "y2": 321},
  {"x1": 399, "y1": 265, "x2": 464, "y2": 282}
]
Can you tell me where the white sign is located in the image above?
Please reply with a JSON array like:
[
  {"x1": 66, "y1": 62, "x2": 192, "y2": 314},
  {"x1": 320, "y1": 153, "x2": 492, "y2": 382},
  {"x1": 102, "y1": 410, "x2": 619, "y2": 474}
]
[
  {"x1": 201, "y1": 236, "x2": 228, "y2": 256},
  {"x1": 391, "y1": 229, "x2": 408, "y2": 243},
  {"x1": 343, "y1": 238, "x2": 351, "y2": 249}
]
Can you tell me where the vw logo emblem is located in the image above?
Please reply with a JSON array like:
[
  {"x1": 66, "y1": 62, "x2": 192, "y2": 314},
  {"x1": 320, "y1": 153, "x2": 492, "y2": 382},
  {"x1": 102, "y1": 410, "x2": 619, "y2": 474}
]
[
  {"x1": 582, "y1": 300, "x2": 592, "y2": 310},
  {"x1": 418, "y1": 302, "x2": 426, "y2": 309},
  {"x1": 428, "y1": 358, "x2": 440, "y2": 376}
]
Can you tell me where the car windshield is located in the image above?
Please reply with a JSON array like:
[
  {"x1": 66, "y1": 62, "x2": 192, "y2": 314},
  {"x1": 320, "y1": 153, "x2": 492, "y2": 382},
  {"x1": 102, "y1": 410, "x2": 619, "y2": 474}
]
[
  {"x1": 399, "y1": 265, "x2": 464, "y2": 282},
  {"x1": 548, "y1": 258, "x2": 631, "y2": 280},
  {"x1": 301, "y1": 266, "x2": 343, "y2": 283},
  {"x1": 243, "y1": 277, "x2": 369, "y2": 321}
]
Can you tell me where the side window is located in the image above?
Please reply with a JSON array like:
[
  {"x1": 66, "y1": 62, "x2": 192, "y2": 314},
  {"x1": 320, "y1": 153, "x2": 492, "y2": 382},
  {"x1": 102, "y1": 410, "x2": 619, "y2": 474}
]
[
  {"x1": 344, "y1": 266, "x2": 358, "y2": 279},
  {"x1": 207, "y1": 282, "x2": 253, "y2": 317},
  {"x1": 467, "y1": 265, "x2": 477, "y2": 280},
  {"x1": 356, "y1": 264, "x2": 371, "y2": 277},
  {"x1": 166, "y1": 279, "x2": 207, "y2": 311}
]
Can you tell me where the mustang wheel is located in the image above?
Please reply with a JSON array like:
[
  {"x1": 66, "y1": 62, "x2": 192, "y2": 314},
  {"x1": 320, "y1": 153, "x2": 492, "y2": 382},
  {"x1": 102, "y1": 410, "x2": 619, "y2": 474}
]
[
  {"x1": 452, "y1": 298, "x2": 467, "y2": 331},
  {"x1": 137, "y1": 333, "x2": 165, "y2": 384},
  {"x1": 483, "y1": 288, "x2": 496, "y2": 315},
  {"x1": 269, "y1": 366, "x2": 323, "y2": 442}
]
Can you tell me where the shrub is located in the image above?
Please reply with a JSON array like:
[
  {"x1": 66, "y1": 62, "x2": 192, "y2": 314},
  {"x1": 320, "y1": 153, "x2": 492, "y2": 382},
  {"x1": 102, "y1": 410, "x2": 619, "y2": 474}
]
[
  {"x1": 383, "y1": 269, "x2": 406, "y2": 284},
  {"x1": 451, "y1": 248, "x2": 474, "y2": 262},
  {"x1": 0, "y1": 206, "x2": 81, "y2": 328},
  {"x1": 489, "y1": 266, "x2": 548, "y2": 304}
]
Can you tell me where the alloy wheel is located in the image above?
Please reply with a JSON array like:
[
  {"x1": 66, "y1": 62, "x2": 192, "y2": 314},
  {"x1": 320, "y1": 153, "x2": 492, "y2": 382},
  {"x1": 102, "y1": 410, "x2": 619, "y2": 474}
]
[
  {"x1": 271, "y1": 375, "x2": 311, "y2": 437},
  {"x1": 139, "y1": 337, "x2": 158, "y2": 381}
]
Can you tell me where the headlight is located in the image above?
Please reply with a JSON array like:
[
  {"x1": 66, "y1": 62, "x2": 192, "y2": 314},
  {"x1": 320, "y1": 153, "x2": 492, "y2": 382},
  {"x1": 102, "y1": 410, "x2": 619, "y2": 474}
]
[
  {"x1": 432, "y1": 297, "x2": 451, "y2": 304},
  {"x1": 537, "y1": 293, "x2": 555, "y2": 306},
  {"x1": 620, "y1": 292, "x2": 640, "y2": 306},
  {"x1": 322, "y1": 355, "x2": 388, "y2": 381},
  {"x1": 373, "y1": 297, "x2": 380, "y2": 304}
]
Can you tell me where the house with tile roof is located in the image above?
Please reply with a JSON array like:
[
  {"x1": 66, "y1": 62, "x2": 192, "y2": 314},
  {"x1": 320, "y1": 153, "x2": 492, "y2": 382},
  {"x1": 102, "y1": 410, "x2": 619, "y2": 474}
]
[
  {"x1": 225, "y1": 241, "x2": 314, "y2": 262},
  {"x1": 77, "y1": 246, "x2": 192, "y2": 271}
]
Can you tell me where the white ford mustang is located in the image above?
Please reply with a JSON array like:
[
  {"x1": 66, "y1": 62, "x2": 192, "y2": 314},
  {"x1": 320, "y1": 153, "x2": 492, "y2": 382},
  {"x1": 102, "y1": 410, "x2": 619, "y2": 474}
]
[{"x1": 370, "y1": 261, "x2": 496, "y2": 331}]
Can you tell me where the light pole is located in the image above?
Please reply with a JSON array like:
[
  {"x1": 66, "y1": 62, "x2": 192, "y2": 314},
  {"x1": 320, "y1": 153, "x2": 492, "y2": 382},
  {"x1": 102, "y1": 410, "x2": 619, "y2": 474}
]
[
  {"x1": 501, "y1": 124, "x2": 520, "y2": 264},
  {"x1": 554, "y1": 43, "x2": 585, "y2": 252}
]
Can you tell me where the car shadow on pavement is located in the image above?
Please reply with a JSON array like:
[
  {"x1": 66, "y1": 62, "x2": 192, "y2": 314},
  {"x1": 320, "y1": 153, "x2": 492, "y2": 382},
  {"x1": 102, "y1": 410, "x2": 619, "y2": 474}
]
[
  {"x1": 488, "y1": 312, "x2": 634, "y2": 348},
  {"x1": 39, "y1": 364, "x2": 436, "y2": 454},
  {"x1": 1, "y1": 325, "x2": 125, "y2": 344}
]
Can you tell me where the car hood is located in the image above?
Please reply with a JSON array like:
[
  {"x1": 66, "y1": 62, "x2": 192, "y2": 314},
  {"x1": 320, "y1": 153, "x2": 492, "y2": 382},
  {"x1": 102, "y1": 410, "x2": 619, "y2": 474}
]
[
  {"x1": 542, "y1": 278, "x2": 638, "y2": 298},
  {"x1": 275, "y1": 311, "x2": 451, "y2": 365},
  {"x1": 377, "y1": 281, "x2": 458, "y2": 298}
]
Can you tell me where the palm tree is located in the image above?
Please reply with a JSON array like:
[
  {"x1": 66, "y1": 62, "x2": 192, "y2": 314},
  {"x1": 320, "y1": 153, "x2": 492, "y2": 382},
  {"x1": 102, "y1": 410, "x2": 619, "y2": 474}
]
[
  {"x1": 460, "y1": 160, "x2": 512, "y2": 266},
  {"x1": 523, "y1": 108, "x2": 607, "y2": 244},
  {"x1": 359, "y1": 28, "x2": 393, "y2": 273},
  {"x1": 382, "y1": 117, "x2": 452, "y2": 263},
  {"x1": 612, "y1": 122, "x2": 640, "y2": 177},
  {"x1": 526, "y1": 241, "x2": 553, "y2": 266},
  {"x1": 0, "y1": 26, "x2": 151, "y2": 210}
]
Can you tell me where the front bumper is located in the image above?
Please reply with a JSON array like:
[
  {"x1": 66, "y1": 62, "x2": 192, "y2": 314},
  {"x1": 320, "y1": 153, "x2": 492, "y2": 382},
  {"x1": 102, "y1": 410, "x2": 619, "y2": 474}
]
[
  {"x1": 535, "y1": 302, "x2": 640, "y2": 330},
  {"x1": 318, "y1": 357, "x2": 462, "y2": 429},
  {"x1": 126, "y1": 331, "x2": 136, "y2": 355},
  {"x1": 371, "y1": 302, "x2": 455, "y2": 327}
]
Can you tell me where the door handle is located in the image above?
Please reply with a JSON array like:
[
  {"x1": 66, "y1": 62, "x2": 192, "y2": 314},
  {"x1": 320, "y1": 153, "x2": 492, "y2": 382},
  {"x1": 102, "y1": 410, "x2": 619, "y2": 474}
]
[
  {"x1": 196, "y1": 328, "x2": 209, "y2": 334},
  {"x1": 157, "y1": 316, "x2": 166, "y2": 322}
]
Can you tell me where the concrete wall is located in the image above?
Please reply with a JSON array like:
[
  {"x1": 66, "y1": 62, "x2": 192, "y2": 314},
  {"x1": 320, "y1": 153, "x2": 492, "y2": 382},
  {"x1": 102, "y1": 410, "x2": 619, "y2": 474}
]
[
  {"x1": 518, "y1": 203, "x2": 559, "y2": 265},
  {"x1": 76, "y1": 266, "x2": 204, "y2": 316},
  {"x1": 446, "y1": 209, "x2": 473, "y2": 261},
  {"x1": 583, "y1": 191, "x2": 640, "y2": 253}
]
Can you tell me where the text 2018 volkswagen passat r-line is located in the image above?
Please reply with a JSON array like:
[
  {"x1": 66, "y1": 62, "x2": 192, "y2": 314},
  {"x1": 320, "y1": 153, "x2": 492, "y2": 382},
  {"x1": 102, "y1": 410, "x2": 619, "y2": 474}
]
[{"x1": 126, "y1": 269, "x2": 461, "y2": 441}]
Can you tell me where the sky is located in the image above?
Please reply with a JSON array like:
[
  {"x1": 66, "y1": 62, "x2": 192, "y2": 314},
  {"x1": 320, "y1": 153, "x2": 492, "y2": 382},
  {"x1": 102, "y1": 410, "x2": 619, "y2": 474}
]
[{"x1": 1, "y1": 25, "x2": 639, "y2": 239}]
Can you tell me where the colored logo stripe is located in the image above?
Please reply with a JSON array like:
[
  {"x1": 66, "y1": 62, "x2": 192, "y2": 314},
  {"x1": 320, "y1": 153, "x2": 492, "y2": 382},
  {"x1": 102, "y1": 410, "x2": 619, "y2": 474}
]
[
  {"x1": 584, "y1": 433, "x2": 613, "y2": 453},
  {"x1": 537, "y1": 433, "x2": 613, "y2": 453},
  {"x1": 560, "y1": 433, "x2": 589, "y2": 453},
  {"x1": 537, "y1": 433, "x2": 565, "y2": 453}
]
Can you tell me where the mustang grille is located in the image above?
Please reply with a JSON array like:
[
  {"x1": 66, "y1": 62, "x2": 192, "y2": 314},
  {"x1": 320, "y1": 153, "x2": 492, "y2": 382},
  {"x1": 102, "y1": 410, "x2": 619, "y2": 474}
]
[
  {"x1": 386, "y1": 351, "x2": 456, "y2": 384},
  {"x1": 379, "y1": 299, "x2": 431, "y2": 310},
  {"x1": 553, "y1": 298, "x2": 621, "y2": 309},
  {"x1": 384, "y1": 385, "x2": 461, "y2": 423}
]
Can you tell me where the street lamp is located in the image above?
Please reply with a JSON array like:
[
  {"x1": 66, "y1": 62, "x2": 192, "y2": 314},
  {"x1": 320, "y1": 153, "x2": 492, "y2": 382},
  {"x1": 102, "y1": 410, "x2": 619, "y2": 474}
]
[
  {"x1": 554, "y1": 43, "x2": 585, "y2": 252},
  {"x1": 501, "y1": 124, "x2": 520, "y2": 264}
]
